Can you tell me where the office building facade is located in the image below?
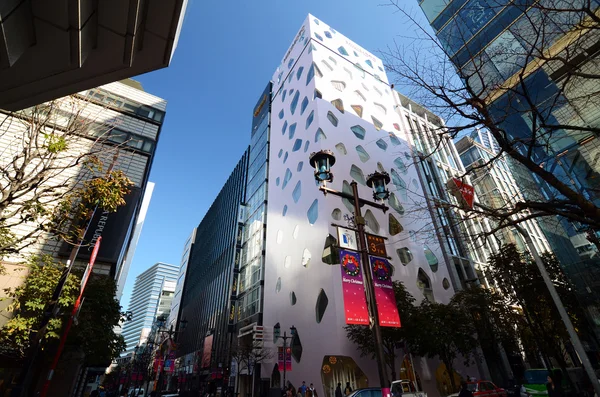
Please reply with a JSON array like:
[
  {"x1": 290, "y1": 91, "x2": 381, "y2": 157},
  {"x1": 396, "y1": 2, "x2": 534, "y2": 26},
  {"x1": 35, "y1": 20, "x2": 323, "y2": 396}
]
[
  {"x1": 121, "y1": 262, "x2": 179, "y2": 358},
  {"x1": 167, "y1": 228, "x2": 197, "y2": 330},
  {"x1": 418, "y1": 0, "x2": 600, "y2": 343},
  {"x1": 0, "y1": 79, "x2": 167, "y2": 325},
  {"x1": 417, "y1": 0, "x2": 600, "y2": 253},
  {"x1": 176, "y1": 151, "x2": 249, "y2": 386},
  {"x1": 394, "y1": 92, "x2": 496, "y2": 290}
]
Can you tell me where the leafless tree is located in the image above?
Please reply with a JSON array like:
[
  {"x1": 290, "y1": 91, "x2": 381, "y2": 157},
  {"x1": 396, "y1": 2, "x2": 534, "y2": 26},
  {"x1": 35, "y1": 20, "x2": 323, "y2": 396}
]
[
  {"x1": 0, "y1": 95, "x2": 134, "y2": 266},
  {"x1": 382, "y1": 0, "x2": 600, "y2": 236},
  {"x1": 231, "y1": 339, "x2": 274, "y2": 397}
]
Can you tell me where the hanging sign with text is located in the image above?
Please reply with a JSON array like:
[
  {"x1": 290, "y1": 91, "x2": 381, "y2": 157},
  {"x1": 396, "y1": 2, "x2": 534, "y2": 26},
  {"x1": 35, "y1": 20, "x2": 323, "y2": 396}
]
[
  {"x1": 369, "y1": 256, "x2": 401, "y2": 327},
  {"x1": 339, "y1": 249, "x2": 370, "y2": 325}
]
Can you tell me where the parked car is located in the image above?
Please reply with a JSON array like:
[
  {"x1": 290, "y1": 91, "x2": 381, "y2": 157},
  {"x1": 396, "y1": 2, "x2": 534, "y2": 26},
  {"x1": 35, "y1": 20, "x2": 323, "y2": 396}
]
[
  {"x1": 348, "y1": 388, "x2": 386, "y2": 397},
  {"x1": 391, "y1": 380, "x2": 427, "y2": 397},
  {"x1": 448, "y1": 381, "x2": 507, "y2": 397}
]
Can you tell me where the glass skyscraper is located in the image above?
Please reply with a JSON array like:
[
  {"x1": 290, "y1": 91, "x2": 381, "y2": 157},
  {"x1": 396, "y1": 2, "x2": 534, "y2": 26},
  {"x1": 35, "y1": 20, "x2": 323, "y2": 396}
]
[
  {"x1": 121, "y1": 262, "x2": 179, "y2": 358},
  {"x1": 417, "y1": 0, "x2": 600, "y2": 361}
]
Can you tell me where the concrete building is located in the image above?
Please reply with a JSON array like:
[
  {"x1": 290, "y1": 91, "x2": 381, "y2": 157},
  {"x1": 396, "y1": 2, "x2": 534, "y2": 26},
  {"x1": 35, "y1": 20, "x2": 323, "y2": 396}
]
[
  {"x1": 394, "y1": 92, "x2": 495, "y2": 290},
  {"x1": 121, "y1": 262, "x2": 179, "y2": 358},
  {"x1": 455, "y1": 130, "x2": 553, "y2": 258},
  {"x1": 0, "y1": 79, "x2": 167, "y2": 326},
  {"x1": 174, "y1": 14, "x2": 477, "y2": 397},
  {"x1": 0, "y1": 0, "x2": 188, "y2": 111}
]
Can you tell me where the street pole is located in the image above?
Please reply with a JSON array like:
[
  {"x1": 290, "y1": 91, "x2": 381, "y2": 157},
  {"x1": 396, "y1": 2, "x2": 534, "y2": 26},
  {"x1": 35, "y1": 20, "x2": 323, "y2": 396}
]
[
  {"x1": 350, "y1": 181, "x2": 390, "y2": 395},
  {"x1": 515, "y1": 224, "x2": 600, "y2": 397},
  {"x1": 39, "y1": 237, "x2": 102, "y2": 397},
  {"x1": 283, "y1": 332, "x2": 287, "y2": 391}
]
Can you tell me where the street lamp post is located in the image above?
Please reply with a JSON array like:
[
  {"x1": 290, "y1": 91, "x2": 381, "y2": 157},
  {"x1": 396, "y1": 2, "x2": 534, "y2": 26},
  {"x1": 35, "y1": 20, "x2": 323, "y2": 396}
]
[
  {"x1": 309, "y1": 150, "x2": 392, "y2": 397},
  {"x1": 273, "y1": 324, "x2": 297, "y2": 392}
]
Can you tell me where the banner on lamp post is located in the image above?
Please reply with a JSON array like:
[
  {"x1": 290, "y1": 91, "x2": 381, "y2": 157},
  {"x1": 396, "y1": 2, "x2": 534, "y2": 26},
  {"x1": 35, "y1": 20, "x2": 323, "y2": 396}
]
[
  {"x1": 339, "y1": 249, "x2": 369, "y2": 325},
  {"x1": 369, "y1": 256, "x2": 401, "y2": 327},
  {"x1": 277, "y1": 347, "x2": 292, "y2": 371}
]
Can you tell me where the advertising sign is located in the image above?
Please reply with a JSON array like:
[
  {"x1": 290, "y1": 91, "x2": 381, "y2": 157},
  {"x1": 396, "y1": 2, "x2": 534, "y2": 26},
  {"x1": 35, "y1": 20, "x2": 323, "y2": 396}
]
[
  {"x1": 202, "y1": 334, "x2": 214, "y2": 368},
  {"x1": 369, "y1": 257, "x2": 401, "y2": 327},
  {"x1": 339, "y1": 249, "x2": 369, "y2": 325},
  {"x1": 58, "y1": 186, "x2": 142, "y2": 265},
  {"x1": 447, "y1": 178, "x2": 475, "y2": 210},
  {"x1": 277, "y1": 346, "x2": 292, "y2": 371},
  {"x1": 337, "y1": 227, "x2": 358, "y2": 251}
]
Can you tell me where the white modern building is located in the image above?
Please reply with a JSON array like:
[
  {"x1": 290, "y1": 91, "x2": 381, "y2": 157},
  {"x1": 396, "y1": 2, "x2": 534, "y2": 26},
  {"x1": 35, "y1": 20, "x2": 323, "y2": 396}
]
[
  {"x1": 121, "y1": 262, "x2": 179, "y2": 358},
  {"x1": 259, "y1": 14, "x2": 470, "y2": 397}
]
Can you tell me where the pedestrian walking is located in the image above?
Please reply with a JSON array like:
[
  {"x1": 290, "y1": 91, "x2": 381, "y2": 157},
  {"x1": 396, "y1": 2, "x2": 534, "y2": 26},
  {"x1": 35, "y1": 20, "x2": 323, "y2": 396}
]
[
  {"x1": 458, "y1": 381, "x2": 473, "y2": 397},
  {"x1": 299, "y1": 381, "x2": 307, "y2": 397},
  {"x1": 335, "y1": 384, "x2": 343, "y2": 397},
  {"x1": 307, "y1": 383, "x2": 317, "y2": 397},
  {"x1": 344, "y1": 383, "x2": 352, "y2": 396}
]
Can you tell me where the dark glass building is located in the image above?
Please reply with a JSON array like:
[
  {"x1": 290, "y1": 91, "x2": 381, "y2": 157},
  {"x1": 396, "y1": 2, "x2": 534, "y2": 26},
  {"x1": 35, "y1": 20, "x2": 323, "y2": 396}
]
[
  {"x1": 418, "y1": 0, "x2": 600, "y2": 358},
  {"x1": 176, "y1": 149, "x2": 249, "y2": 387},
  {"x1": 175, "y1": 82, "x2": 272, "y2": 392}
]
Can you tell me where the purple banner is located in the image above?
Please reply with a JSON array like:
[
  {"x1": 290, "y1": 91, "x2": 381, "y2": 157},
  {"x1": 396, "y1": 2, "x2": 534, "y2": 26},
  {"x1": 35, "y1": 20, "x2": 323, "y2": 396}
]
[
  {"x1": 369, "y1": 256, "x2": 401, "y2": 327},
  {"x1": 339, "y1": 249, "x2": 369, "y2": 325}
]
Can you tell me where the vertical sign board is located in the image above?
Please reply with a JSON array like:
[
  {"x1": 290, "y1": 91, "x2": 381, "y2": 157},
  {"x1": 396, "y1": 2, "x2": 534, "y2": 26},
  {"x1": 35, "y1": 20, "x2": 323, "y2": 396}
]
[
  {"x1": 277, "y1": 347, "x2": 292, "y2": 371},
  {"x1": 338, "y1": 249, "x2": 369, "y2": 325},
  {"x1": 369, "y1": 257, "x2": 401, "y2": 327},
  {"x1": 201, "y1": 334, "x2": 213, "y2": 368}
]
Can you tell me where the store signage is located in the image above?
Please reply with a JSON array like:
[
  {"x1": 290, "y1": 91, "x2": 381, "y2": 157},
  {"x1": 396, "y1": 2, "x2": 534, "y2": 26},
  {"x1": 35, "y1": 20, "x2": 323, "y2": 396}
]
[
  {"x1": 339, "y1": 249, "x2": 369, "y2": 325},
  {"x1": 337, "y1": 227, "x2": 358, "y2": 251},
  {"x1": 366, "y1": 234, "x2": 387, "y2": 257},
  {"x1": 369, "y1": 257, "x2": 401, "y2": 327},
  {"x1": 446, "y1": 178, "x2": 475, "y2": 209}
]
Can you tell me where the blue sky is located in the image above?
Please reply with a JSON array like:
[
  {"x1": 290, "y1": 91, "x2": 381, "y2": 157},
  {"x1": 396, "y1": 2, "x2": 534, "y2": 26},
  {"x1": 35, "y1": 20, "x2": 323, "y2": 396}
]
[{"x1": 119, "y1": 0, "x2": 434, "y2": 308}]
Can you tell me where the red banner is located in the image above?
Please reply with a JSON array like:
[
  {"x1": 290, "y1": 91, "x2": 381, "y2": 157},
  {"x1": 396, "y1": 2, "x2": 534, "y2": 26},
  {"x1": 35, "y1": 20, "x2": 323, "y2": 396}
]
[
  {"x1": 277, "y1": 346, "x2": 292, "y2": 371},
  {"x1": 339, "y1": 249, "x2": 369, "y2": 325},
  {"x1": 369, "y1": 256, "x2": 401, "y2": 327}
]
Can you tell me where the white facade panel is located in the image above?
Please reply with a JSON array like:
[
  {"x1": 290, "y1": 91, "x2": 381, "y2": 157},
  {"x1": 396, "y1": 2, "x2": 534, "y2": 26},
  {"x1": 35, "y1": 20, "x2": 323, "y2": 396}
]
[{"x1": 262, "y1": 15, "x2": 459, "y2": 397}]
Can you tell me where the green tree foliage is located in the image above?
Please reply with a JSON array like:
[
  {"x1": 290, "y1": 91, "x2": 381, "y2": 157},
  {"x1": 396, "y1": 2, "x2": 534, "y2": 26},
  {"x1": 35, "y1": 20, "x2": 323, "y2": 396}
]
[
  {"x1": 485, "y1": 244, "x2": 584, "y2": 369},
  {"x1": 0, "y1": 255, "x2": 125, "y2": 364},
  {"x1": 345, "y1": 281, "x2": 415, "y2": 380},
  {"x1": 0, "y1": 255, "x2": 79, "y2": 358},
  {"x1": 407, "y1": 299, "x2": 478, "y2": 392},
  {"x1": 451, "y1": 286, "x2": 521, "y2": 354},
  {"x1": 67, "y1": 274, "x2": 126, "y2": 366}
]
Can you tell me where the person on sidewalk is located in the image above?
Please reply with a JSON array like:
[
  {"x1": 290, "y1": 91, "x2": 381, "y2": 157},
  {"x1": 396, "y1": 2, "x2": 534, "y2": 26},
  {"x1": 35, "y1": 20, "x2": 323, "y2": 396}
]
[
  {"x1": 307, "y1": 384, "x2": 317, "y2": 397},
  {"x1": 335, "y1": 384, "x2": 343, "y2": 397},
  {"x1": 458, "y1": 381, "x2": 473, "y2": 397}
]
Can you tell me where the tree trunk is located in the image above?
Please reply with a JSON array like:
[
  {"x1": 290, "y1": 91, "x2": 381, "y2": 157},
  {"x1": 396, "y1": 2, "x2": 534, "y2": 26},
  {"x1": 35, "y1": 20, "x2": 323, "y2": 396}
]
[{"x1": 443, "y1": 359, "x2": 457, "y2": 393}]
